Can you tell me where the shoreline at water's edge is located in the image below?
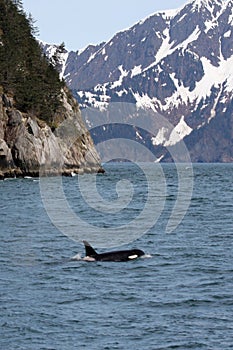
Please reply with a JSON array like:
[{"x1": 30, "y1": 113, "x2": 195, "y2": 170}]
[{"x1": 0, "y1": 166, "x2": 105, "y2": 180}]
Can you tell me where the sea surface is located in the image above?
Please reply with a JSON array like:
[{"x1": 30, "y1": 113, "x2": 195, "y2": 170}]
[{"x1": 0, "y1": 163, "x2": 233, "y2": 350}]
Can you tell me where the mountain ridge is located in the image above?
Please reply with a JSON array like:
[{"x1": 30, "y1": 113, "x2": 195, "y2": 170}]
[{"x1": 43, "y1": 0, "x2": 233, "y2": 162}]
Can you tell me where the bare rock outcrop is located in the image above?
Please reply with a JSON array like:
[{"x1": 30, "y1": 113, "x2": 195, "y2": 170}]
[{"x1": 0, "y1": 90, "x2": 104, "y2": 179}]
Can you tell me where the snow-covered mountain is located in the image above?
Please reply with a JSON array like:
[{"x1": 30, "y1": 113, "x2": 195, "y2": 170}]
[{"x1": 43, "y1": 0, "x2": 233, "y2": 162}]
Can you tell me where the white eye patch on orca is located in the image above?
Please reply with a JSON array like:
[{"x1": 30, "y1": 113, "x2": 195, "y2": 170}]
[{"x1": 128, "y1": 255, "x2": 138, "y2": 260}]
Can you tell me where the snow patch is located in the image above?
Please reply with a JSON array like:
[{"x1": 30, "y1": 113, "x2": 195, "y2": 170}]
[
  {"x1": 177, "y1": 13, "x2": 188, "y2": 23},
  {"x1": 164, "y1": 116, "x2": 193, "y2": 146},
  {"x1": 136, "y1": 131, "x2": 143, "y2": 140},
  {"x1": 87, "y1": 51, "x2": 98, "y2": 63},
  {"x1": 77, "y1": 90, "x2": 109, "y2": 111},
  {"x1": 154, "y1": 155, "x2": 164, "y2": 163},
  {"x1": 131, "y1": 65, "x2": 142, "y2": 77},
  {"x1": 152, "y1": 127, "x2": 168, "y2": 145},
  {"x1": 116, "y1": 89, "x2": 127, "y2": 97},
  {"x1": 189, "y1": 0, "x2": 224, "y2": 15},
  {"x1": 111, "y1": 65, "x2": 129, "y2": 88},
  {"x1": 134, "y1": 93, "x2": 156, "y2": 111},
  {"x1": 163, "y1": 73, "x2": 190, "y2": 109},
  {"x1": 179, "y1": 25, "x2": 201, "y2": 49},
  {"x1": 146, "y1": 25, "x2": 200, "y2": 71},
  {"x1": 60, "y1": 52, "x2": 69, "y2": 78},
  {"x1": 194, "y1": 55, "x2": 233, "y2": 99},
  {"x1": 224, "y1": 30, "x2": 231, "y2": 38},
  {"x1": 205, "y1": 20, "x2": 215, "y2": 33},
  {"x1": 164, "y1": 54, "x2": 233, "y2": 112},
  {"x1": 153, "y1": 28, "x2": 171, "y2": 66}
]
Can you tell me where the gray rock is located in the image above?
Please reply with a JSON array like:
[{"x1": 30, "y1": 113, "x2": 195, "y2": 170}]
[
  {"x1": 7, "y1": 110, "x2": 22, "y2": 126},
  {"x1": 0, "y1": 139, "x2": 14, "y2": 170},
  {"x1": 0, "y1": 89, "x2": 103, "y2": 178},
  {"x1": 2, "y1": 94, "x2": 12, "y2": 108}
]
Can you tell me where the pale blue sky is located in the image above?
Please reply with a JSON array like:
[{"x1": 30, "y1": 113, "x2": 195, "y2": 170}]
[{"x1": 22, "y1": 0, "x2": 187, "y2": 51}]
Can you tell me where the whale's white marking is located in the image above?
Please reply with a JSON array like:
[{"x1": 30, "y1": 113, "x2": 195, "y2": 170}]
[
  {"x1": 83, "y1": 256, "x2": 96, "y2": 262},
  {"x1": 128, "y1": 255, "x2": 138, "y2": 260}
]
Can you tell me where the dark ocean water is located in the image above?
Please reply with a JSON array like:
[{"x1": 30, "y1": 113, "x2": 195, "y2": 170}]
[{"x1": 0, "y1": 163, "x2": 233, "y2": 350}]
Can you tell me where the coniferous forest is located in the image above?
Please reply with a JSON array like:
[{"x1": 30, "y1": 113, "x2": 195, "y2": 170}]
[{"x1": 0, "y1": 0, "x2": 64, "y2": 123}]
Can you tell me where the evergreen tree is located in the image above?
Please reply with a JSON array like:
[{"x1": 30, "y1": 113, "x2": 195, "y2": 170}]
[{"x1": 0, "y1": 0, "x2": 64, "y2": 123}]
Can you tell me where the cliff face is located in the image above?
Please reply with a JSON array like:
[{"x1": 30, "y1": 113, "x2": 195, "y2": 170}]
[{"x1": 0, "y1": 88, "x2": 103, "y2": 179}]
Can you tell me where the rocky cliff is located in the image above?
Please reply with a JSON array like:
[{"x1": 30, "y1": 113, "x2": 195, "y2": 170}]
[{"x1": 0, "y1": 87, "x2": 103, "y2": 179}]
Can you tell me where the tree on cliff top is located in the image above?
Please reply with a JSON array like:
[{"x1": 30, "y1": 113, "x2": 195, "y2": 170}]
[{"x1": 0, "y1": 0, "x2": 64, "y2": 122}]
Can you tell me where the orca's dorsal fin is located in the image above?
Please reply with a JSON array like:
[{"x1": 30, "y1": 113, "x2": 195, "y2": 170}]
[{"x1": 83, "y1": 240, "x2": 98, "y2": 257}]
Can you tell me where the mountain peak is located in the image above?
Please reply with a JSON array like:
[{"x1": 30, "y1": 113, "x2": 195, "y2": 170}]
[
  {"x1": 187, "y1": 0, "x2": 225, "y2": 11},
  {"x1": 42, "y1": 0, "x2": 233, "y2": 163}
]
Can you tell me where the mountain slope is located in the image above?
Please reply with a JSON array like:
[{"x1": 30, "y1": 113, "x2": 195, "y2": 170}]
[{"x1": 44, "y1": 0, "x2": 233, "y2": 162}]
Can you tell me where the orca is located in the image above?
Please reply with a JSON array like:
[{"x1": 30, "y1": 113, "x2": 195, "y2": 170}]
[{"x1": 83, "y1": 240, "x2": 145, "y2": 262}]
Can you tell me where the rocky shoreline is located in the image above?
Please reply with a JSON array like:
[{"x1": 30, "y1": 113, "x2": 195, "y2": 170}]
[{"x1": 0, "y1": 166, "x2": 105, "y2": 180}]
